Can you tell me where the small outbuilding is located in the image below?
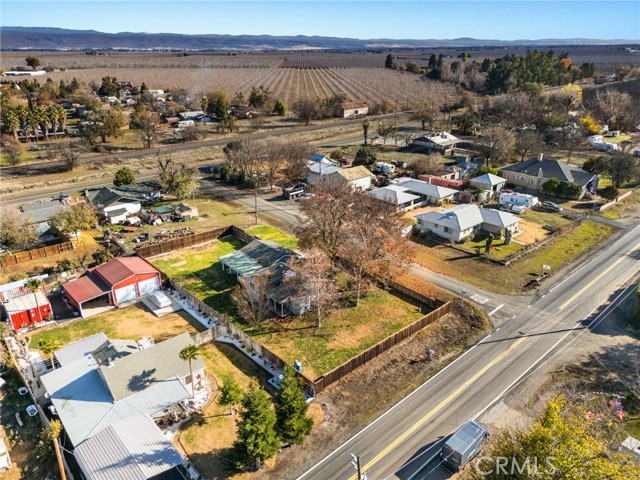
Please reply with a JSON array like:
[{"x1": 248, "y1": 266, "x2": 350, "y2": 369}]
[{"x1": 470, "y1": 173, "x2": 508, "y2": 193}]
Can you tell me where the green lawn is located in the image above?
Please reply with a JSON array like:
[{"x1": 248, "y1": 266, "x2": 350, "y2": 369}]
[
  {"x1": 245, "y1": 225, "x2": 299, "y2": 249},
  {"x1": 151, "y1": 237, "x2": 244, "y2": 315},
  {"x1": 413, "y1": 220, "x2": 617, "y2": 294},
  {"x1": 244, "y1": 287, "x2": 425, "y2": 379},
  {"x1": 461, "y1": 236, "x2": 526, "y2": 260}
]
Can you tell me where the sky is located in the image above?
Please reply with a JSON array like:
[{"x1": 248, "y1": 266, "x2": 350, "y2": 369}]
[{"x1": 2, "y1": 1, "x2": 639, "y2": 41}]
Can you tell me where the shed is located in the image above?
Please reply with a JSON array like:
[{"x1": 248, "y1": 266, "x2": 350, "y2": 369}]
[
  {"x1": 470, "y1": 173, "x2": 507, "y2": 193},
  {"x1": 3, "y1": 291, "x2": 51, "y2": 330}
]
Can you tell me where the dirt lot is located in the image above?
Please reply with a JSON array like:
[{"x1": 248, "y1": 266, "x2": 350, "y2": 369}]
[{"x1": 515, "y1": 219, "x2": 550, "y2": 244}]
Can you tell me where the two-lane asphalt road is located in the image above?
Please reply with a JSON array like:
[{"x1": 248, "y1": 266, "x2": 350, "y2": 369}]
[{"x1": 298, "y1": 224, "x2": 640, "y2": 480}]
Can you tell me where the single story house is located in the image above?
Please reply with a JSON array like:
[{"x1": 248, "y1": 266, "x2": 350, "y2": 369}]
[
  {"x1": 415, "y1": 204, "x2": 520, "y2": 242},
  {"x1": 220, "y1": 240, "x2": 308, "y2": 316},
  {"x1": 340, "y1": 101, "x2": 369, "y2": 118},
  {"x1": 411, "y1": 131, "x2": 464, "y2": 155},
  {"x1": 1, "y1": 275, "x2": 51, "y2": 330},
  {"x1": 41, "y1": 333, "x2": 202, "y2": 479},
  {"x1": 178, "y1": 110, "x2": 210, "y2": 122},
  {"x1": 63, "y1": 257, "x2": 162, "y2": 317},
  {"x1": 470, "y1": 173, "x2": 508, "y2": 193},
  {"x1": 310, "y1": 152, "x2": 334, "y2": 164},
  {"x1": 335, "y1": 166, "x2": 375, "y2": 191},
  {"x1": 19, "y1": 199, "x2": 70, "y2": 241},
  {"x1": 306, "y1": 160, "x2": 343, "y2": 185},
  {"x1": 394, "y1": 178, "x2": 458, "y2": 205},
  {"x1": 366, "y1": 185, "x2": 422, "y2": 211},
  {"x1": 499, "y1": 155, "x2": 598, "y2": 199},
  {"x1": 88, "y1": 182, "x2": 161, "y2": 224}
]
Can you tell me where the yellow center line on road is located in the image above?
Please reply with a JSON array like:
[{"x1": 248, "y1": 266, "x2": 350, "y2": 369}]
[
  {"x1": 558, "y1": 240, "x2": 640, "y2": 311},
  {"x1": 348, "y1": 336, "x2": 528, "y2": 480}
]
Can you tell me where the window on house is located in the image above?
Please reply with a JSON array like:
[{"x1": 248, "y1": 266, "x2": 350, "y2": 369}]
[
  {"x1": 514, "y1": 175, "x2": 524, "y2": 180},
  {"x1": 444, "y1": 227, "x2": 451, "y2": 233}
]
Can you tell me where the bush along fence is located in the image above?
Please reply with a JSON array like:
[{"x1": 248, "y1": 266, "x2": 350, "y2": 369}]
[{"x1": 0, "y1": 241, "x2": 74, "y2": 268}]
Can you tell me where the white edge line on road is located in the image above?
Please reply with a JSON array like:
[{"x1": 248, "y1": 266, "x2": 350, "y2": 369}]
[
  {"x1": 400, "y1": 438, "x2": 448, "y2": 480},
  {"x1": 547, "y1": 224, "x2": 640, "y2": 294},
  {"x1": 489, "y1": 304, "x2": 504, "y2": 316},
  {"x1": 472, "y1": 277, "x2": 639, "y2": 422},
  {"x1": 296, "y1": 330, "x2": 495, "y2": 479}
]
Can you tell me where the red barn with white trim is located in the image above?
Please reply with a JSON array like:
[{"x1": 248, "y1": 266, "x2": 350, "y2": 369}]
[
  {"x1": 1, "y1": 276, "x2": 51, "y2": 331},
  {"x1": 63, "y1": 257, "x2": 162, "y2": 317}
]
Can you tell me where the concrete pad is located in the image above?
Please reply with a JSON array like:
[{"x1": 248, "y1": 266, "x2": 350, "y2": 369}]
[{"x1": 140, "y1": 295, "x2": 183, "y2": 318}]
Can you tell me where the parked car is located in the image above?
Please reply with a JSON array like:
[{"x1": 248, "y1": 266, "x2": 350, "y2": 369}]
[
  {"x1": 501, "y1": 203, "x2": 526, "y2": 214},
  {"x1": 534, "y1": 201, "x2": 563, "y2": 213},
  {"x1": 282, "y1": 182, "x2": 307, "y2": 200},
  {"x1": 441, "y1": 420, "x2": 489, "y2": 472}
]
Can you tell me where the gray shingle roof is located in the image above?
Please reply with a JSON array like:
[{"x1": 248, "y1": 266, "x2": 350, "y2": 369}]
[
  {"x1": 74, "y1": 414, "x2": 184, "y2": 480},
  {"x1": 500, "y1": 158, "x2": 595, "y2": 186},
  {"x1": 98, "y1": 332, "x2": 205, "y2": 401}
]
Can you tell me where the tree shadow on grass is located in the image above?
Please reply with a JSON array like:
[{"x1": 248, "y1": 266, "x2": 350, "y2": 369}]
[{"x1": 187, "y1": 450, "x2": 237, "y2": 480}]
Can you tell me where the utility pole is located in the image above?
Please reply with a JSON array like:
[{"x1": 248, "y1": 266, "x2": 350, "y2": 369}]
[
  {"x1": 351, "y1": 453, "x2": 367, "y2": 480},
  {"x1": 254, "y1": 188, "x2": 258, "y2": 225}
]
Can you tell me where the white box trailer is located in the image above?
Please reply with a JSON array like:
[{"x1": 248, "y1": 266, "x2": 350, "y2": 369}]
[{"x1": 499, "y1": 192, "x2": 539, "y2": 208}]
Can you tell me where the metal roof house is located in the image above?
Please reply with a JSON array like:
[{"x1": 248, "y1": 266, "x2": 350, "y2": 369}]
[
  {"x1": 88, "y1": 182, "x2": 161, "y2": 224},
  {"x1": 40, "y1": 332, "x2": 204, "y2": 479},
  {"x1": 394, "y1": 178, "x2": 458, "y2": 205},
  {"x1": 366, "y1": 185, "x2": 422, "y2": 211},
  {"x1": 415, "y1": 204, "x2": 520, "y2": 242}
]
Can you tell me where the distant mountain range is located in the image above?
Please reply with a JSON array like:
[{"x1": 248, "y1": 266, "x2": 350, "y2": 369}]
[{"x1": 1, "y1": 27, "x2": 637, "y2": 50}]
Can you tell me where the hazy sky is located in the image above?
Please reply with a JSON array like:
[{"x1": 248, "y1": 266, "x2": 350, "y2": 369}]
[{"x1": 2, "y1": 1, "x2": 639, "y2": 40}]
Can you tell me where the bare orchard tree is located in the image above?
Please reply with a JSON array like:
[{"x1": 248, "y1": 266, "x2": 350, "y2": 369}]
[
  {"x1": 292, "y1": 99, "x2": 318, "y2": 126},
  {"x1": 286, "y1": 249, "x2": 338, "y2": 328},
  {"x1": 591, "y1": 89, "x2": 632, "y2": 131},
  {"x1": 297, "y1": 176, "x2": 356, "y2": 259},
  {"x1": 231, "y1": 273, "x2": 272, "y2": 325},
  {"x1": 54, "y1": 141, "x2": 85, "y2": 172}
]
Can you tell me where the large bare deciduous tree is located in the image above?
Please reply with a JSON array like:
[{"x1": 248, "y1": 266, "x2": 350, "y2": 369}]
[{"x1": 231, "y1": 273, "x2": 272, "y2": 325}]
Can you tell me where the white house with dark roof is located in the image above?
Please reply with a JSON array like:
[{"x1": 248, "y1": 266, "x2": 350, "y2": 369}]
[
  {"x1": 415, "y1": 204, "x2": 520, "y2": 242},
  {"x1": 499, "y1": 155, "x2": 598, "y2": 199},
  {"x1": 411, "y1": 131, "x2": 464, "y2": 154}
]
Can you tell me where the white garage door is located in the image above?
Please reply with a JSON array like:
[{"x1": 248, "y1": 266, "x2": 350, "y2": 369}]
[
  {"x1": 138, "y1": 277, "x2": 159, "y2": 296},
  {"x1": 114, "y1": 284, "x2": 137, "y2": 304}
]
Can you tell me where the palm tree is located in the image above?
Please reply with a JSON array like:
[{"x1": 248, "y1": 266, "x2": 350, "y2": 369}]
[
  {"x1": 25, "y1": 277, "x2": 44, "y2": 323},
  {"x1": 179, "y1": 344, "x2": 200, "y2": 398},
  {"x1": 362, "y1": 118, "x2": 371, "y2": 146},
  {"x1": 38, "y1": 337, "x2": 62, "y2": 370}
]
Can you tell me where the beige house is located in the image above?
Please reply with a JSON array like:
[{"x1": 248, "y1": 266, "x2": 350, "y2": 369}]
[{"x1": 499, "y1": 156, "x2": 598, "y2": 199}]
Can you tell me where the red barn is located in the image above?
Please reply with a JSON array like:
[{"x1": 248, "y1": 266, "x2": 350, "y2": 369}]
[{"x1": 63, "y1": 257, "x2": 162, "y2": 317}]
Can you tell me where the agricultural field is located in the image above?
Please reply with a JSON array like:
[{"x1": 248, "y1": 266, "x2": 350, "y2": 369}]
[{"x1": 0, "y1": 51, "x2": 458, "y2": 107}]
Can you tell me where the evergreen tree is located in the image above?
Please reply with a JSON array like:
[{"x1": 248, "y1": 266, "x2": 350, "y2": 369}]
[
  {"x1": 113, "y1": 167, "x2": 135, "y2": 187},
  {"x1": 233, "y1": 382, "x2": 280, "y2": 471},
  {"x1": 385, "y1": 54, "x2": 394, "y2": 69},
  {"x1": 218, "y1": 373, "x2": 243, "y2": 416},
  {"x1": 274, "y1": 367, "x2": 313, "y2": 445}
]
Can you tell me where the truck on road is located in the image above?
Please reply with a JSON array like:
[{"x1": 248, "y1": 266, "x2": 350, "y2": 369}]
[{"x1": 440, "y1": 420, "x2": 489, "y2": 472}]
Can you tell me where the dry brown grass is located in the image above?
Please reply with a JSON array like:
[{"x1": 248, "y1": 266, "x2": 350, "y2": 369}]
[{"x1": 515, "y1": 219, "x2": 550, "y2": 244}]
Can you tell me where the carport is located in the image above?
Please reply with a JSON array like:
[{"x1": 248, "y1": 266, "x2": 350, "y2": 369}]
[{"x1": 62, "y1": 276, "x2": 111, "y2": 318}]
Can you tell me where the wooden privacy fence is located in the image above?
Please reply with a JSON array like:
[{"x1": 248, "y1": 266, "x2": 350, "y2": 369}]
[
  {"x1": 136, "y1": 226, "x2": 231, "y2": 258},
  {"x1": 313, "y1": 301, "x2": 451, "y2": 395},
  {"x1": 0, "y1": 241, "x2": 74, "y2": 268}
]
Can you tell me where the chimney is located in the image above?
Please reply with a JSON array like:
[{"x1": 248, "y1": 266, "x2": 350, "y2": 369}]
[{"x1": 538, "y1": 153, "x2": 544, "y2": 161}]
